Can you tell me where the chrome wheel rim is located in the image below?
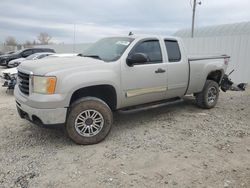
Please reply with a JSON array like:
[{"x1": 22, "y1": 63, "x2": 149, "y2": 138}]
[
  {"x1": 207, "y1": 86, "x2": 217, "y2": 104},
  {"x1": 75, "y1": 109, "x2": 104, "y2": 137}
]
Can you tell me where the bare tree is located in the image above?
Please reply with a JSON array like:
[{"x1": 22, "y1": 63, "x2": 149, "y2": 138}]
[
  {"x1": 24, "y1": 40, "x2": 33, "y2": 48},
  {"x1": 37, "y1": 32, "x2": 52, "y2": 45},
  {"x1": 5, "y1": 36, "x2": 17, "y2": 46},
  {"x1": 32, "y1": 40, "x2": 37, "y2": 45}
]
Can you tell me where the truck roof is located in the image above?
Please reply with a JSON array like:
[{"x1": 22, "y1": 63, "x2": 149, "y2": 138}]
[{"x1": 110, "y1": 35, "x2": 180, "y2": 41}]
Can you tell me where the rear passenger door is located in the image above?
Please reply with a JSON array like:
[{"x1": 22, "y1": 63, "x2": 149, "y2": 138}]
[{"x1": 164, "y1": 39, "x2": 189, "y2": 98}]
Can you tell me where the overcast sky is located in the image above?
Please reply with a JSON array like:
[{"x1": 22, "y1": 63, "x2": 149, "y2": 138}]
[{"x1": 0, "y1": 0, "x2": 250, "y2": 44}]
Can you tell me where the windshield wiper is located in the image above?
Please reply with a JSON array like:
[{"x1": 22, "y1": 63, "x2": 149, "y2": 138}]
[{"x1": 82, "y1": 55, "x2": 102, "y2": 60}]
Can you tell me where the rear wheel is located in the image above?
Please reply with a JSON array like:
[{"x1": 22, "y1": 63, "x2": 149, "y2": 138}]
[
  {"x1": 195, "y1": 80, "x2": 219, "y2": 109},
  {"x1": 66, "y1": 97, "x2": 113, "y2": 145}
]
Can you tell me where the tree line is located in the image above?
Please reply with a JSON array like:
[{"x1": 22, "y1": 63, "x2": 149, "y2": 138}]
[{"x1": 4, "y1": 32, "x2": 52, "y2": 47}]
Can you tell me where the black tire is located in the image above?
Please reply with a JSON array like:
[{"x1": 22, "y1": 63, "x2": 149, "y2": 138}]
[
  {"x1": 66, "y1": 97, "x2": 113, "y2": 145},
  {"x1": 195, "y1": 80, "x2": 219, "y2": 109}
]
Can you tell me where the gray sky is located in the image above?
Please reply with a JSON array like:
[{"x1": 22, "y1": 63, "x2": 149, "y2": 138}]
[{"x1": 0, "y1": 0, "x2": 250, "y2": 43}]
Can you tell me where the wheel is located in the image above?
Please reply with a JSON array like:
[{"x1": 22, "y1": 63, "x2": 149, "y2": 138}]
[
  {"x1": 66, "y1": 97, "x2": 113, "y2": 145},
  {"x1": 195, "y1": 80, "x2": 219, "y2": 109}
]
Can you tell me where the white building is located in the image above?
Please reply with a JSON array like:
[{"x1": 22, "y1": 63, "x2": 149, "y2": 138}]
[{"x1": 174, "y1": 22, "x2": 250, "y2": 83}]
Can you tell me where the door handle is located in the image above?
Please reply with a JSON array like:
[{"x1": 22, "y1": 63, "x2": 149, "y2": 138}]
[{"x1": 155, "y1": 68, "x2": 166, "y2": 73}]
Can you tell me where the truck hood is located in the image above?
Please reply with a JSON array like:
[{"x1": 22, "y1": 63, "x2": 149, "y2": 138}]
[
  {"x1": 18, "y1": 56, "x2": 105, "y2": 75},
  {"x1": 9, "y1": 58, "x2": 25, "y2": 63}
]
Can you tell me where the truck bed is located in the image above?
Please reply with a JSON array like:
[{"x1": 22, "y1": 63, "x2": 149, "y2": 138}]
[{"x1": 186, "y1": 55, "x2": 229, "y2": 94}]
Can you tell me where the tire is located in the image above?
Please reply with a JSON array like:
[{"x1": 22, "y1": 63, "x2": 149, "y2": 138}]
[
  {"x1": 195, "y1": 80, "x2": 219, "y2": 109},
  {"x1": 66, "y1": 97, "x2": 113, "y2": 145}
]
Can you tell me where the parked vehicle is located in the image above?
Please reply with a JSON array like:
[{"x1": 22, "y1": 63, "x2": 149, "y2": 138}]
[
  {"x1": 0, "y1": 51, "x2": 14, "y2": 55},
  {"x1": 44, "y1": 53, "x2": 79, "y2": 58},
  {"x1": 0, "y1": 48, "x2": 55, "y2": 67},
  {"x1": 8, "y1": 52, "x2": 54, "y2": 68},
  {"x1": 0, "y1": 68, "x2": 17, "y2": 89},
  {"x1": 14, "y1": 35, "x2": 244, "y2": 145},
  {"x1": 1, "y1": 53, "x2": 78, "y2": 89}
]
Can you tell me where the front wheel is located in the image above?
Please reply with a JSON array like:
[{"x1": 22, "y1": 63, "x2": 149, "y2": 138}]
[
  {"x1": 66, "y1": 97, "x2": 113, "y2": 145},
  {"x1": 195, "y1": 80, "x2": 219, "y2": 109}
]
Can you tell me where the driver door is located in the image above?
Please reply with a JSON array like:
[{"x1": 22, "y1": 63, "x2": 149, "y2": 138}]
[{"x1": 121, "y1": 39, "x2": 168, "y2": 107}]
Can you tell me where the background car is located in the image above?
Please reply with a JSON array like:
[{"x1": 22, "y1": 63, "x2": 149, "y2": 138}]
[
  {"x1": 8, "y1": 52, "x2": 54, "y2": 68},
  {"x1": 43, "y1": 53, "x2": 79, "y2": 58},
  {"x1": 0, "y1": 48, "x2": 55, "y2": 67},
  {"x1": 1, "y1": 53, "x2": 78, "y2": 90}
]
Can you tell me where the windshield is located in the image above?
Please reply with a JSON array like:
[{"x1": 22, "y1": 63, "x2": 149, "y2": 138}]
[
  {"x1": 82, "y1": 37, "x2": 134, "y2": 62},
  {"x1": 26, "y1": 54, "x2": 37, "y2": 60}
]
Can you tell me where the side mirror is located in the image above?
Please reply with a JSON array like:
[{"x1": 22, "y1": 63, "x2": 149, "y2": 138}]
[{"x1": 126, "y1": 53, "x2": 149, "y2": 67}]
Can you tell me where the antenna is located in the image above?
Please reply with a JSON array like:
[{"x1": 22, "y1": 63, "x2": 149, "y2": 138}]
[{"x1": 128, "y1": 31, "x2": 133, "y2": 36}]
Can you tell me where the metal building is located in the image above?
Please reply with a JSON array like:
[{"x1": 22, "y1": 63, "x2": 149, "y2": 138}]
[{"x1": 174, "y1": 22, "x2": 250, "y2": 83}]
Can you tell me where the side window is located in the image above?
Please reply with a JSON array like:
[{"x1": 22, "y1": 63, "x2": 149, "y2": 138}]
[
  {"x1": 22, "y1": 50, "x2": 33, "y2": 57},
  {"x1": 35, "y1": 49, "x2": 42, "y2": 53},
  {"x1": 164, "y1": 40, "x2": 181, "y2": 62},
  {"x1": 38, "y1": 54, "x2": 46, "y2": 59},
  {"x1": 131, "y1": 40, "x2": 162, "y2": 63}
]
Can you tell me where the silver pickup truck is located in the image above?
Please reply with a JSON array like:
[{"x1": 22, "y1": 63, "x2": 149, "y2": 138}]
[{"x1": 14, "y1": 35, "x2": 230, "y2": 144}]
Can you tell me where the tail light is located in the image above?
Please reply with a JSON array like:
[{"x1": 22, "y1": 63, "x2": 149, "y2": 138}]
[{"x1": 224, "y1": 57, "x2": 229, "y2": 65}]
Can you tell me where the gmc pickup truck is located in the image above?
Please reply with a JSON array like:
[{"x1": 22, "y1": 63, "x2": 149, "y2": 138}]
[{"x1": 14, "y1": 35, "x2": 230, "y2": 145}]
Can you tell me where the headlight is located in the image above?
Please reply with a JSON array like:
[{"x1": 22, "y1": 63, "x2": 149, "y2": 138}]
[{"x1": 32, "y1": 76, "x2": 57, "y2": 94}]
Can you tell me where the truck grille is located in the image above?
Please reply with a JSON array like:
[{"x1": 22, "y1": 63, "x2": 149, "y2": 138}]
[{"x1": 18, "y1": 71, "x2": 30, "y2": 95}]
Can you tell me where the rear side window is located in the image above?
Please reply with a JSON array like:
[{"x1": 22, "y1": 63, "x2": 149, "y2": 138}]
[
  {"x1": 132, "y1": 40, "x2": 162, "y2": 63},
  {"x1": 22, "y1": 50, "x2": 33, "y2": 57},
  {"x1": 164, "y1": 40, "x2": 181, "y2": 62},
  {"x1": 47, "y1": 49, "x2": 55, "y2": 53},
  {"x1": 36, "y1": 48, "x2": 54, "y2": 53}
]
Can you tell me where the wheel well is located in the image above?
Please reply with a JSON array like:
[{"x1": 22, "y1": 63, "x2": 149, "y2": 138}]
[
  {"x1": 70, "y1": 85, "x2": 117, "y2": 110},
  {"x1": 207, "y1": 70, "x2": 222, "y2": 84}
]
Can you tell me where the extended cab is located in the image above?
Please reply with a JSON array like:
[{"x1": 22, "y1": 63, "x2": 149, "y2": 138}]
[{"x1": 14, "y1": 35, "x2": 229, "y2": 144}]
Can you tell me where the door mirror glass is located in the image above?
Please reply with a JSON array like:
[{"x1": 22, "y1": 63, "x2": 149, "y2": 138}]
[{"x1": 126, "y1": 53, "x2": 149, "y2": 66}]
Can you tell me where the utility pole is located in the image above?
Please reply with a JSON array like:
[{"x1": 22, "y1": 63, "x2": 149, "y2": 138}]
[
  {"x1": 73, "y1": 24, "x2": 76, "y2": 53},
  {"x1": 191, "y1": 0, "x2": 196, "y2": 38},
  {"x1": 191, "y1": 0, "x2": 201, "y2": 38}
]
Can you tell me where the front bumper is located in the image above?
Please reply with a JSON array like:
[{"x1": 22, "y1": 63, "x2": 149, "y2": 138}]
[
  {"x1": 14, "y1": 87, "x2": 68, "y2": 125},
  {"x1": 16, "y1": 101, "x2": 67, "y2": 125}
]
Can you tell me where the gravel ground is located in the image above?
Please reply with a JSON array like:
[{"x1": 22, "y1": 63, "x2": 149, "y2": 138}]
[{"x1": 0, "y1": 67, "x2": 249, "y2": 188}]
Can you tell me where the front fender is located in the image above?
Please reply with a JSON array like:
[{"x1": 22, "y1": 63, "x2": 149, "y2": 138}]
[{"x1": 55, "y1": 70, "x2": 122, "y2": 108}]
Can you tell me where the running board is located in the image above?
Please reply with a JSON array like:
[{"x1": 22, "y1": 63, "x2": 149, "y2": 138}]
[{"x1": 118, "y1": 97, "x2": 181, "y2": 114}]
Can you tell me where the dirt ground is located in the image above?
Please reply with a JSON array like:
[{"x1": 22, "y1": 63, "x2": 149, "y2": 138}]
[{"x1": 0, "y1": 67, "x2": 249, "y2": 188}]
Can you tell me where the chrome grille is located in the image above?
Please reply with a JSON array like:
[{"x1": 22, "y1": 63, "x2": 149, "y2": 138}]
[{"x1": 18, "y1": 71, "x2": 30, "y2": 95}]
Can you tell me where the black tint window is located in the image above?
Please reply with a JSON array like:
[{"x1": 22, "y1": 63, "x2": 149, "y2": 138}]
[
  {"x1": 164, "y1": 40, "x2": 181, "y2": 62},
  {"x1": 38, "y1": 54, "x2": 46, "y2": 59},
  {"x1": 132, "y1": 40, "x2": 162, "y2": 63},
  {"x1": 22, "y1": 50, "x2": 33, "y2": 57},
  {"x1": 37, "y1": 49, "x2": 43, "y2": 52},
  {"x1": 42, "y1": 49, "x2": 54, "y2": 53}
]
